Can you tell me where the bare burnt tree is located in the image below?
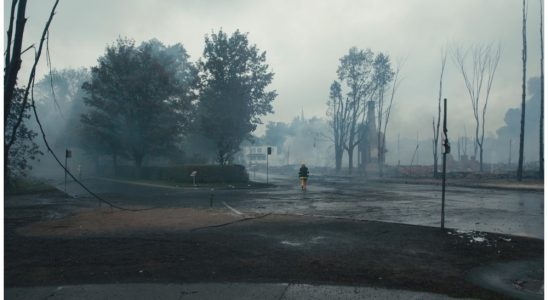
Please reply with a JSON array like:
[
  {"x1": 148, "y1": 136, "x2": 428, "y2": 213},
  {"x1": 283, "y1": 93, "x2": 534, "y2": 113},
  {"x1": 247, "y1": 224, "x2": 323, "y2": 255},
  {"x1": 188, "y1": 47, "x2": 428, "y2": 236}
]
[
  {"x1": 539, "y1": 0, "x2": 544, "y2": 178},
  {"x1": 326, "y1": 80, "x2": 350, "y2": 172},
  {"x1": 336, "y1": 47, "x2": 374, "y2": 174},
  {"x1": 453, "y1": 43, "x2": 501, "y2": 172},
  {"x1": 518, "y1": 0, "x2": 528, "y2": 181},
  {"x1": 4, "y1": 0, "x2": 60, "y2": 184},
  {"x1": 432, "y1": 49, "x2": 447, "y2": 177},
  {"x1": 377, "y1": 57, "x2": 403, "y2": 177},
  {"x1": 373, "y1": 54, "x2": 393, "y2": 176},
  {"x1": 463, "y1": 125, "x2": 469, "y2": 158}
]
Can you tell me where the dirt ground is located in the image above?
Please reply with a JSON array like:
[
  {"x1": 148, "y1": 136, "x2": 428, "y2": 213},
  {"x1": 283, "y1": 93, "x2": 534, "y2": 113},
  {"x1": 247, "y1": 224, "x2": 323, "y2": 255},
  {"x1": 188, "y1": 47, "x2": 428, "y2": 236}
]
[
  {"x1": 4, "y1": 189, "x2": 544, "y2": 300},
  {"x1": 18, "y1": 207, "x2": 246, "y2": 237}
]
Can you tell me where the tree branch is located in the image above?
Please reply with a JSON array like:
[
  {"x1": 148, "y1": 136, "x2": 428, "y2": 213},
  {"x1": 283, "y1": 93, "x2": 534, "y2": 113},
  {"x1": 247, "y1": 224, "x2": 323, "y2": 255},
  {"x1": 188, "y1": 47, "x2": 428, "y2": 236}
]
[{"x1": 7, "y1": 0, "x2": 60, "y2": 151}]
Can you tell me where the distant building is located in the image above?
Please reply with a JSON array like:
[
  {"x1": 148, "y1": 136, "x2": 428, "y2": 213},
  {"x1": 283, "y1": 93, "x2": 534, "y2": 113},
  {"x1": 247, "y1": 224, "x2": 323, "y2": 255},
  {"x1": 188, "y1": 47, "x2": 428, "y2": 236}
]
[{"x1": 243, "y1": 146, "x2": 284, "y2": 166}]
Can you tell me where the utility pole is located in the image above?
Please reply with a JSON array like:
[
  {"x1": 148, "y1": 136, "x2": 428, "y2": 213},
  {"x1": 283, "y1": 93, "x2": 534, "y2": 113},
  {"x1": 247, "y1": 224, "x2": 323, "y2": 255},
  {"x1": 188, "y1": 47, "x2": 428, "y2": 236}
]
[
  {"x1": 540, "y1": 0, "x2": 544, "y2": 179},
  {"x1": 518, "y1": 0, "x2": 528, "y2": 181},
  {"x1": 441, "y1": 98, "x2": 449, "y2": 230}
]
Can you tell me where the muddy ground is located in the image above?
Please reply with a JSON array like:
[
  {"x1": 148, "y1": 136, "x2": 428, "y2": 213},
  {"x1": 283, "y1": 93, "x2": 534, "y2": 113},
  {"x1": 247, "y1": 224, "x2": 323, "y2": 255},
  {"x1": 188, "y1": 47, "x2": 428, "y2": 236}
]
[{"x1": 4, "y1": 188, "x2": 543, "y2": 300}]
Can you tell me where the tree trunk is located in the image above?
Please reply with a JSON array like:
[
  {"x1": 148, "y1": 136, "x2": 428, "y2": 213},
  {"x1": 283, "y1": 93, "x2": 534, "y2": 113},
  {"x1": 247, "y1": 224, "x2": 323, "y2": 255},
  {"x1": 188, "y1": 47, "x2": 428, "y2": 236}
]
[
  {"x1": 347, "y1": 147, "x2": 354, "y2": 174},
  {"x1": 347, "y1": 118, "x2": 356, "y2": 174},
  {"x1": 434, "y1": 154, "x2": 438, "y2": 177},
  {"x1": 347, "y1": 121, "x2": 356, "y2": 174},
  {"x1": 5, "y1": 0, "x2": 59, "y2": 186},
  {"x1": 475, "y1": 121, "x2": 480, "y2": 170},
  {"x1": 362, "y1": 146, "x2": 368, "y2": 177},
  {"x1": 4, "y1": 144, "x2": 10, "y2": 188},
  {"x1": 518, "y1": 0, "x2": 527, "y2": 181},
  {"x1": 335, "y1": 148, "x2": 343, "y2": 172},
  {"x1": 377, "y1": 131, "x2": 383, "y2": 177},
  {"x1": 4, "y1": 0, "x2": 28, "y2": 125},
  {"x1": 4, "y1": 0, "x2": 28, "y2": 189},
  {"x1": 479, "y1": 147, "x2": 484, "y2": 173},
  {"x1": 378, "y1": 135, "x2": 386, "y2": 177},
  {"x1": 378, "y1": 160, "x2": 384, "y2": 177}
]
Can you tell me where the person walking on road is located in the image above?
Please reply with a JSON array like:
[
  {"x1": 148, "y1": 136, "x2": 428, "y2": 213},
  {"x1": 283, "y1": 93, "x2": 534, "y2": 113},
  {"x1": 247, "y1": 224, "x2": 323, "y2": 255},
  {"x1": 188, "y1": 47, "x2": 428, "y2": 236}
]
[{"x1": 299, "y1": 164, "x2": 309, "y2": 191}]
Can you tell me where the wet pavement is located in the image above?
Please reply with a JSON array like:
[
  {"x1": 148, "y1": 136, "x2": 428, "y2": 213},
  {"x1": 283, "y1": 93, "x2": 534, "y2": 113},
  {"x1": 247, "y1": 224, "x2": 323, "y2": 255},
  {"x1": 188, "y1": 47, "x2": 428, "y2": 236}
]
[
  {"x1": 6, "y1": 182, "x2": 543, "y2": 299},
  {"x1": 57, "y1": 171, "x2": 544, "y2": 239},
  {"x1": 467, "y1": 259, "x2": 544, "y2": 300}
]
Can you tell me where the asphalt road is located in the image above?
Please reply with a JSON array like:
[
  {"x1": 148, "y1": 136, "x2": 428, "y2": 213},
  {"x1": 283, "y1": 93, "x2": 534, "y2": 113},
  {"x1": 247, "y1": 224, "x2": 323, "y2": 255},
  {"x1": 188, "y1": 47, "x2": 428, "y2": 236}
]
[
  {"x1": 7, "y1": 174, "x2": 544, "y2": 299},
  {"x1": 58, "y1": 171, "x2": 544, "y2": 239}
]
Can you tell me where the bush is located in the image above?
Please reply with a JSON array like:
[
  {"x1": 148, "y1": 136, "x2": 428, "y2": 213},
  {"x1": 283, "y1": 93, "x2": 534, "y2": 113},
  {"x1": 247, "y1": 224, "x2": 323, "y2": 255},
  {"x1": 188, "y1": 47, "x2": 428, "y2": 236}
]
[
  {"x1": 115, "y1": 164, "x2": 249, "y2": 183},
  {"x1": 6, "y1": 176, "x2": 57, "y2": 195}
]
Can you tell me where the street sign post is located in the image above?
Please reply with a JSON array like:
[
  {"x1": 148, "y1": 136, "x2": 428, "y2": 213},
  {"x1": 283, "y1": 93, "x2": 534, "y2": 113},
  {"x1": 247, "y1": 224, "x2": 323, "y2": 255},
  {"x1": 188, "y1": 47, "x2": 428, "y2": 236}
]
[
  {"x1": 267, "y1": 147, "x2": 272, "y2": 184},
  {"x1": 65, "y1": 149, "x2": 71, "y2": 192},
  {"x1": 441, "y1": 98, "x2": 449, "y2": 230}
]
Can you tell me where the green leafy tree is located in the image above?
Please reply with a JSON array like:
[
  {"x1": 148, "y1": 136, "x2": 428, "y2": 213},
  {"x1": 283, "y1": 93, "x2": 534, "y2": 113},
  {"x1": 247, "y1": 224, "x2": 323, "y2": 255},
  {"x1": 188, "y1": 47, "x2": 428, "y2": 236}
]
[
  {"x1": 82, "y1": 38, "x2": 197, "y2": 174},
  {"x1": 4, "y1": 88, "x2": 43, "y2": 179},
  {"x1": 198, "y1": 29, "x2": 277, "y2": 165}
]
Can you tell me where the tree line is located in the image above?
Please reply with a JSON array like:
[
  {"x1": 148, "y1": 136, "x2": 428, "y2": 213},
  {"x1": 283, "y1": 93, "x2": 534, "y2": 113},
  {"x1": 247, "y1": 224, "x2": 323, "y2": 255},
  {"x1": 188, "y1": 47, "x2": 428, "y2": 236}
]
[{"x1": 6, "y1": 29, "x2": 277, "y2": 179}]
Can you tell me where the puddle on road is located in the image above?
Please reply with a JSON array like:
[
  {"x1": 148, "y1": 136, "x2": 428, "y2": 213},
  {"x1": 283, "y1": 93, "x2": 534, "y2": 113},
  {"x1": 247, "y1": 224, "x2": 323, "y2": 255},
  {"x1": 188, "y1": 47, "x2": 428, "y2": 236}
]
[
  {"x1": 280, "y1": 236, "x2": 327, "y2": 247},
  {"x1": 310, "y1": 236, "x2": 326, "y2": 243},
  {"x1": 46, "y1": 211, "x2": 69, "y2": 220},
  {"x1": 281, "y1": 240, "x2": 302, "y2": 247}
]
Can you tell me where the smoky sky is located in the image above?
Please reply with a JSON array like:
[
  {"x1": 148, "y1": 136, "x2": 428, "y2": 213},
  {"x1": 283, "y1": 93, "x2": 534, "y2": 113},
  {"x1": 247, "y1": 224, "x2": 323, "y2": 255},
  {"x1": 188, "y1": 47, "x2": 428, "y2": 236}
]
[{"x1": 5, "y1": 0, "x2": 543, "y2": 142}]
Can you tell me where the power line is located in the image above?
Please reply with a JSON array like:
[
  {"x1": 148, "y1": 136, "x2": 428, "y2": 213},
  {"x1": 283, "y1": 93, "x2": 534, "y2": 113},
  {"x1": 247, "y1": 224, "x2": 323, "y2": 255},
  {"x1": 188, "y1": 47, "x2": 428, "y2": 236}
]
[
  {"x1": 30, "y1": 59, "x2": 154, "y2": 212},
  {"x1": 31, "y1": 99, "x2": 152, "y2": 211}
]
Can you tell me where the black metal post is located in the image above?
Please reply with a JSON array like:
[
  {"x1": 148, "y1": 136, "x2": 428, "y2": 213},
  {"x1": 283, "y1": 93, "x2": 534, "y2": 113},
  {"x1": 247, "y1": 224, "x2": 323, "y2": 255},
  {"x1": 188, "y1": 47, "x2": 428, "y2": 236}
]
[
  {"x1": 64, "y1": 153, "x2": 68, "y2": 193},
  {"x1": 441, "y1": 98, "x2": 448, "y2": 230}
]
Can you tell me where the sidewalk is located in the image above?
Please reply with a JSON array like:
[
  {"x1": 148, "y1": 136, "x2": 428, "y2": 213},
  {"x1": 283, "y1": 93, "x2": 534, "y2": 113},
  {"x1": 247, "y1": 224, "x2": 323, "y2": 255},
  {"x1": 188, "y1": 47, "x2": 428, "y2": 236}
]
[
  {"x1": 5, "y1": 283, "x2": 475, "y2": 300},
  {"x1": 369, "y1": 177, "x2": 544, "y2": 191}
]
